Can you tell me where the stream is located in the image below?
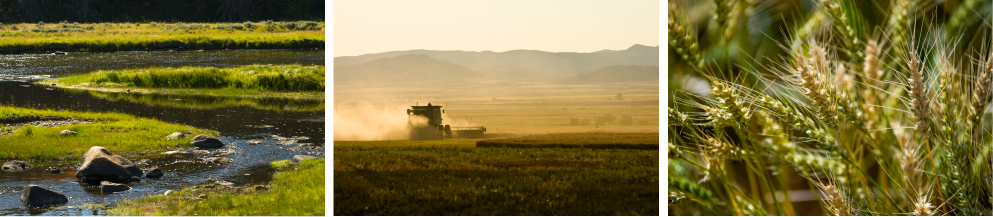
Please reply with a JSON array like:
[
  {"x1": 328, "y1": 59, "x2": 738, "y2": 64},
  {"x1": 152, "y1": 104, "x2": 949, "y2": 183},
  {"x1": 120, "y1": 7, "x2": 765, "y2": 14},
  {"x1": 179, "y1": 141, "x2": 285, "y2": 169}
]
[{"x1": 0, "y1": 49, "x2": 325, "y2": 215}]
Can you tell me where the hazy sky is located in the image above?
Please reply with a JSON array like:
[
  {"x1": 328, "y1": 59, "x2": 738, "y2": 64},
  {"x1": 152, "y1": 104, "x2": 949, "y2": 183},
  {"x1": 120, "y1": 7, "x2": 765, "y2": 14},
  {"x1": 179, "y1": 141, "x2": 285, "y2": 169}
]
[{"x1": 333, "y1": 0, "x2": 659, "y2": 57}]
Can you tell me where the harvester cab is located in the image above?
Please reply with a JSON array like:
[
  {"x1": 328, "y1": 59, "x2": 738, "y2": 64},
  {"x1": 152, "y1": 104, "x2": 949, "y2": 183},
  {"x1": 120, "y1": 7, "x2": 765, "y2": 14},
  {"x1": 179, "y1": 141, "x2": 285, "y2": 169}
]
[{"x1": 407, "y1": 103, "x2": 485, "y2": 140}]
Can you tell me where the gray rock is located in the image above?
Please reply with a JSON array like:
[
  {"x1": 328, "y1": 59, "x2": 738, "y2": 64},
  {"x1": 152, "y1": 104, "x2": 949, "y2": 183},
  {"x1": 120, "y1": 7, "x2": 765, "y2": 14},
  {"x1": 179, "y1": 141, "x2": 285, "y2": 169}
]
[
  {"x1": 277, "y1": 140, "x2": 298, "y2": 145},
  {"x1": 57, "y1": 130, "x2": 77, "y2": 136},
  {"x1": 100, "y1": 181, "x2": 131, "y2": 192},
  {"x1": 163, "y1": 190, "x2": 176, "y2": 196},
  {"x1": 166, "y1": 132, "x2": 189, "y2": 140},
  {"x1": 21, "y1": 185, "x2": 68, "y2": 206},
  {"x1": 246, "y1": 139, "x2": 263, "y2": 145},
  {"x1": 209, "y1": 157, "x2": 233, "y2": 164},
  {"x1": 127, "y1": 176, "x2": 141, "y2": 183},
  {"x1": 190, "y1": 135, "x2": 224, "y2": 148},
  {"x1": 50, "y1": 168, "x2": 60, "y2": 174},
  {"x1": 3, "y1": 160, "x2": 34, "y2": 172},
  {"x1": 145, "y1": 167, "x2": 164, "y2": 178},
  {"x1": 292, "y1": 155, "x2": 320, "y2": 163},
  {"x1": 74, "y1": 146, "x2": 145, "y2": 183},
  {"x1": 208, "y1": 177, "x2": 234, "y2": 187}
]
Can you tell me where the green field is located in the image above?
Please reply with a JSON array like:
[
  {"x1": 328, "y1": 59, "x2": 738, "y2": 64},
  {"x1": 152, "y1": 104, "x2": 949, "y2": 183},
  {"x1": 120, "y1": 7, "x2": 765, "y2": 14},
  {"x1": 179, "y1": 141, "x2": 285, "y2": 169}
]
[
  {"x1": 45, "y1": 65, "x2": 324, "y2": 99},
  {"x1": 0, "y1": 21, "x2": 323, "y2": 54},
  {"x1": 477, "y1": 132, "x2": 659, "y2": 149},
  {"x1": 109, "y1": 158, "x2": 325, "y2": 216},
  {"x1": 0, "y1": 106, "x2": 215, "y2": 161},
  {"x1": 333, "y1": 138, "x2": 659, "y2": 215}
]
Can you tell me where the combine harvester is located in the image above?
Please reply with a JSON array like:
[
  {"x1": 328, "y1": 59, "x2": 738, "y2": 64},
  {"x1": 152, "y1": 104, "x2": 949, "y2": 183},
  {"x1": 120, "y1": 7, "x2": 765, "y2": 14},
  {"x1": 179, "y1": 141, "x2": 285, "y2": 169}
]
[{"x1": 407, "y1": 103, "x2": 485, "y2": 140}]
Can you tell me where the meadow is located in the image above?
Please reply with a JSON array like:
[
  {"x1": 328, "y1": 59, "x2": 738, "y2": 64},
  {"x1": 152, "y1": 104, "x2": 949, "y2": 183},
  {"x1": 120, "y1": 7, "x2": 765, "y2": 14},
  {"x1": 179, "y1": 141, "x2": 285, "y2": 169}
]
[
  {"x1": 46, "y1": 64, "x2": 324, "y2": 99},
  {"x1": 477, "y1": 132, "x2": 659, "y2": 149},
  {"x1": 333, "y1": 139, "x2": 659, "y2": 215},
  {"x1": 109, "y1": 158, "x2": 325, "y2": 216},
  {"x1": 0, "y1": 21, "x2": 323, "y2": 53},
  {"x1": 0, "y1": 106, "x2": 215, "y2": 161}
]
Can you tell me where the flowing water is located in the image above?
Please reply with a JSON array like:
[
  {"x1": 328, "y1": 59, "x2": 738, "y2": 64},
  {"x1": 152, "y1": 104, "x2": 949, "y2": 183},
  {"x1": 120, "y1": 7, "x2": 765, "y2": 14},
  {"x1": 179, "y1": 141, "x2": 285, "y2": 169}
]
[{"x1": 0, "y1": 50, "x2": 325, "y2": 215}]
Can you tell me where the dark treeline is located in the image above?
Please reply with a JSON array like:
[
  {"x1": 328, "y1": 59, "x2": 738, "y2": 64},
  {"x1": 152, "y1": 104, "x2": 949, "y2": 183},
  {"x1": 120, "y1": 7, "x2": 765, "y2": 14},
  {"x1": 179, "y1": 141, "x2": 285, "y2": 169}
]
[{"x1": 0, "y1": 0, "x2": 324, "y2": 23}]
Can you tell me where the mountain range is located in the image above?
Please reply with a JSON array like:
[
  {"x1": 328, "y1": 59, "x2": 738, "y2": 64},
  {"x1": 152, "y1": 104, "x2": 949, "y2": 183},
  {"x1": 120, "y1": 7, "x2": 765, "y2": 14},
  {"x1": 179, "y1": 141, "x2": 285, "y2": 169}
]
[{"x1": 333, "y1": 44, "x2": 659, "y2": 84}]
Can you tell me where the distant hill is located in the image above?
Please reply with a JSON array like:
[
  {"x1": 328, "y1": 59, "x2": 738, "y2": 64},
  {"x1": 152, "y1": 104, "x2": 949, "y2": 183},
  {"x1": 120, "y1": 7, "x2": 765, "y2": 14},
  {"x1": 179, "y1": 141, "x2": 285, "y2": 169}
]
[
  {"x1": 469, "y1": 65, "x2": 564, "y2": 83},
  {"x1": 333, "y1": 44, "x2": 658, "y2": 76},
  {"x1": 593, "y1": 44, "x2": 659, "y2": 66},
  {"x1": 559, "y1": 65, "x2": 659, "y2": 85},
  {"x1": 334, "y1": 54, "x2": 488, "y2": 82}
]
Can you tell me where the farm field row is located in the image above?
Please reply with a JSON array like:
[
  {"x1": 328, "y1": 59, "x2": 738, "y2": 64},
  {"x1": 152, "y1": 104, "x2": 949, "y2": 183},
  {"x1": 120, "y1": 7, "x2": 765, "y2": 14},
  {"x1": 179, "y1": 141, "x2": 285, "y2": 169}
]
[{"x1": 333, "y1": 139, "x2": 659, "y2": 215}]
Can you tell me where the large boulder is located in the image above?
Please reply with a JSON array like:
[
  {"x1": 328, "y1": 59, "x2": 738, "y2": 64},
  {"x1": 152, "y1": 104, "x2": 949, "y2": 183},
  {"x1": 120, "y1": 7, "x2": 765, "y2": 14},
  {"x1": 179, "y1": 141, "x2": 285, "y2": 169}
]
[
  {"x1": 190, "y1": 135, "x2": 224, "y2": 148},
  {"x1": 3, "y1": 160, "x2": 34, "y2": 172},
  {"x1": 74, "y1": 146, "x2": 144, "y2": 183},
  {"x1": 21, "y1": 185, "x2": 68, "y2": 206},
  {"x1": 100, "y1": 181, "x2": 131, "y2": 192},
  {"x1": 292, "y1": 155, "x2": 320, "y2": 163}
]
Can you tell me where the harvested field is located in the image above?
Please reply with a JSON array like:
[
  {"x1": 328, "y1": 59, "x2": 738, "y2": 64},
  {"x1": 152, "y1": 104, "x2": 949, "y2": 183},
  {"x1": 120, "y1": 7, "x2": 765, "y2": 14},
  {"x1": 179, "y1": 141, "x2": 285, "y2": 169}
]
[{"x1": 476, "y1": 132, "x2": 659, "y2": 149}]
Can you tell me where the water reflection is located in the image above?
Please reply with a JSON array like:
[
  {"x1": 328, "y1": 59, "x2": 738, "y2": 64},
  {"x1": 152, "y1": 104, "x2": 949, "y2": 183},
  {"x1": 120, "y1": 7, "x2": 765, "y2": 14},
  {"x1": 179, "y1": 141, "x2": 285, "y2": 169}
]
[
  {"x1": 0, "y1": 49, "x2": 324, "y2": 77},
  {"x1": 86, "y1": 91, "x2": 325, "y2": 112}
]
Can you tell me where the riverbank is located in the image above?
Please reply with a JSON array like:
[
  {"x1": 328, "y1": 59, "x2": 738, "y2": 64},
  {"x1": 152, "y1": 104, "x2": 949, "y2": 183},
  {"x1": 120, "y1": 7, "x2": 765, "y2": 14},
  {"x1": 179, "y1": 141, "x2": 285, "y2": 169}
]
[
  {"x1": 0, "y1": 106, "x2": 216, "y2": 161},
  {"x1": 0, "y1": 21, "x2": 323, "y2": 54},
  {"x1": 42, "y1": 65, "x2": 324, "y2": 99},
  {"x1": 108, "y1": 158, "x2": 325, "y2": 216}
]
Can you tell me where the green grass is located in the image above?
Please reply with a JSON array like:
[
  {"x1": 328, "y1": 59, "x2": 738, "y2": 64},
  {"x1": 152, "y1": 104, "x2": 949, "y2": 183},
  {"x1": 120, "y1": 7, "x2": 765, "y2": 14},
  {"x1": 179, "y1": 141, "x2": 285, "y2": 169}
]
[
  {"x1": 85, "y1": 90, "x2": 325, "y2": 112},
  {"x1": 0, "y1": 21, "x2": 323, "y2": 54},
  {"x1": 109, "y1": 158, "x2": 325, "y2": 216},
  {"x1": 45, "y1": 65, "x2": 324, "y2": 99},
  {"x1": 334, "y1": 140, "x2": 659, "y2": 215},
  {"x1": 477, "y1": 132, "x2": 659, "y2": 149},
  {"x1": 0, "y1": 106, "x2": 215, "y2": 161}
]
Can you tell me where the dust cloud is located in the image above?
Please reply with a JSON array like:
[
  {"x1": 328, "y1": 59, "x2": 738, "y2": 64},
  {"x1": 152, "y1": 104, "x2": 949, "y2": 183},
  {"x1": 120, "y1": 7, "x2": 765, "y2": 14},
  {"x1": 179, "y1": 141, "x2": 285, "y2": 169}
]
[{"x1": 333, "y1": 101, "x2": 427, "y2": 141}]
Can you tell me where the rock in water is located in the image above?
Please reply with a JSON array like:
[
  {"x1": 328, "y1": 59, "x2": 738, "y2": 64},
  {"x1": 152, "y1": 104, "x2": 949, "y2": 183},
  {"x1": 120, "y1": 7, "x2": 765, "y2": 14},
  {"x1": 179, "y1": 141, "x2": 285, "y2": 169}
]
[
  {"x1": 209, "y1": 157, "x2": 233, "y2": 164},
  {"x1": 3, "y1": 160, "x2": 34, "y2": 172},
  {"x1": 21, "y1": 185, "x2": 68, "y2": 206},
  {"x1": 292, "y1": 155, "x2": 320, "y2": 163},
  {"x1": 100, "y1": 181, "x2": 131, "y2": 192},
  {"x1": 145, "y1": 167, "x2": 164, "y2": 178},
  {"x1": 166, "y1": 132, "x2": 189, "y2": 140},
  {"x1": 75, "y1": 146, "x2": 145, "y2": 183},
  {"x1": 57, "y1": 130, "x2": 77, "y2": 136},
  {"x1": 190, "y1": 135, "x2": 224, "y2": 148}
]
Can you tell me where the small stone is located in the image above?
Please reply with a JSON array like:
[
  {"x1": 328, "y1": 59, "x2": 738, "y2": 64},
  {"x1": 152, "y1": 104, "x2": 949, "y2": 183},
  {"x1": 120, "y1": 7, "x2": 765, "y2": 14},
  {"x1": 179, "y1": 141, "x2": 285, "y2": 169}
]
[
  {"x1": 166, "y1": 132, "x2": 189, "y2": 140},
  {"x1": 163, "y1": 190, "x2": 176, "y2": 196},
  {"x1": 100, "y1": 181, "x2": 131, "y2": 193},
  {"x1": 277, "y1": 140, "x2": 297, "y2": 145},
  {"x1": 190, "y1": 135, "x2": 224, "y2": 148},
  {"x1": 254, "y1": 185, "x2": 269, "y2": 191},
  {"x1": 128, "y1": 176, "x2": 141, "y2": 183},
  {"x1": 196, "y1": 194, "x2": 208, "y2": 199},
  {"x1": 246, "y1": 139, "x2": 263, "y2": 145},
  {"x1": 50, "y1": 168, "x2": 60, "y2": 174},
  {"x1": 3, "y1": 160, "x2": 34, "y2": 172},
  {"x1": 209, "y1": 157, "x2": 232, "y2": 164},
  {"x1": 292, "y1": 155, "x2": 319, "y2": 163},
  {"x1": 57, "y1": 130, "x2": 77, "y2": 136},
  {"x1": 145, "y1": 167, "x2": 164, "y2": 178}
]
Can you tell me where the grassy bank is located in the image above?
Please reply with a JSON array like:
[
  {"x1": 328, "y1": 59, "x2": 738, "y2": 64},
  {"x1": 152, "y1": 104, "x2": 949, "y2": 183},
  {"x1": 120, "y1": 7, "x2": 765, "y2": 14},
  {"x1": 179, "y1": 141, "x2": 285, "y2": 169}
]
[
  {"x1": 477, "y1": 132, "x2": 659, "y2": 149},
  {"x1": 0, "y1": 106, "x2": 215, "y2": 161},
  {"x1": 333, "y1": 140, "x2": 659, "y2": 215},
  {"x1": 109, "y1": 158, "x2": 325, "y2": 216},
  {"x1": 45, "y1": 65, "x2": 324, "y2": 99},
  {"x1": 0, "y1": 21, "x2": 323, "y2": 54},
  {"x1": 87, "y1": 90, "x2": 325, "y2": 112}
]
